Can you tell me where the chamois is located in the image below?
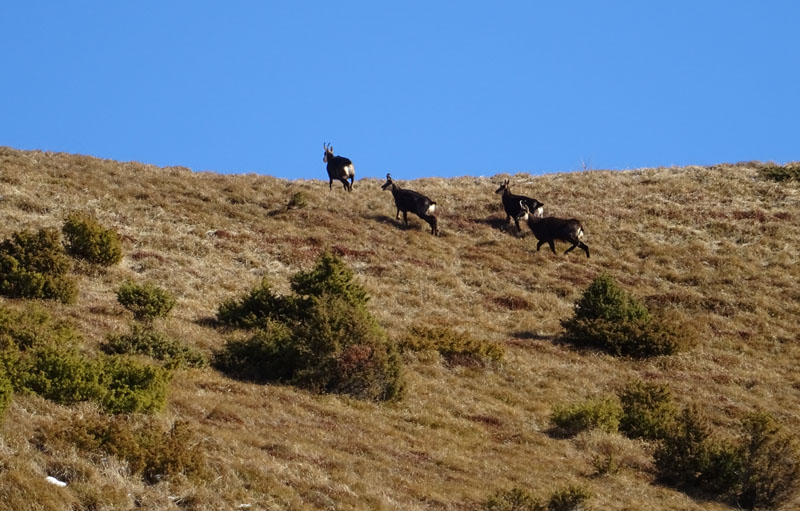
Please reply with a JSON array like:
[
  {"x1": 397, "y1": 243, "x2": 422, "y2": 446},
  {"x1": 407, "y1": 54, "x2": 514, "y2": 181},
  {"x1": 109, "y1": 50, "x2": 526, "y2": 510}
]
[
  {"x1": 322, "y1": 143, "x2": 355, "y2": 192},
  {"x1": 381, "y1": 174, "x2": 439, "y2": 235},
  {"x1": 517, "y1": 201, "x2": 589, "y2": 258},
  {"x1": 495, "y1": 179, "x2": 544, "y2": 233}
]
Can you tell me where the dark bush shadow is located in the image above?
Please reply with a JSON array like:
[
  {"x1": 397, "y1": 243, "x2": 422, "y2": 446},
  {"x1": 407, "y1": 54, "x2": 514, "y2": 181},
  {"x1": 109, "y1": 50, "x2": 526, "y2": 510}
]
[
  {"x1": 474, "y1": 216, "x2": 525, "y2": 237},
  {"x1": 194, "y1": 316, "x2": 220, "y2": 329},
  {"x1": 511, "y1": 331, "x2": 557, "y2": 342},
  {"x1": 544, "y1": 425, "x2": 579, "y2": 440},
  {"x1": 366, "y1": 214, "x2": 427, "y2": 233},
  {"x1": 365, "y1": 213, "x2": 398, "y2": 226}
]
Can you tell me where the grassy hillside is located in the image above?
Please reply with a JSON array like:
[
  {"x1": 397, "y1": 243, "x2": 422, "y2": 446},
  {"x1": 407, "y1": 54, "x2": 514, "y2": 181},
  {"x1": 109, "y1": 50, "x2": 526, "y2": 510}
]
[{"x1": 0, "y1": 146, "x2": 798, "y2": 510}]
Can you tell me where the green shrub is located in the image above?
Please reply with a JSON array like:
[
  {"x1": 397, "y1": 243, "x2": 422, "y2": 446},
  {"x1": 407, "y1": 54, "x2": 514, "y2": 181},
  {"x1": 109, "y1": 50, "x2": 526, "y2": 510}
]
[
  {"x1": 736, "y1": 412, "x2": 800, "y2": 509},
  {"x1": 289, "y1": 251, "x2": 369, "y2": 308},
  {"x1": 653, "y1": 405, "x2": 742, "y2": 494},
  {"x1": 104, "y1": 324, "x2": 206, "y2": 368},
  {"x1": 759, "y1": 163, "x2": 800, "y2": 182},
  {"x1": 561, "y1": 275, "x2": 683, "y2": 358},
  {"x1": 485, "y1": 487, "x2": 543, "y2": 511},
  {"x1": 98, "y1": 356, "x2": 172, "y2": 414},
  {"x1": 62, "y1": 212, "x2": 122, "y2": 266},
  {"x1": 117, "y1": 280, "x2": 176, "y2": 322},
  {"x1": 287, "y1": 191, "x2": 309, "y2": 210},
  {"x1": 18, "y1": 346, "x2": 104, "y2": 405},
  {"x1": 546, "y1": 485, "x2": 591, "y2": 511},
  {"x1": 654, "y1": 405, "x2": 716, "y2": 488},
  {"x1": 655, "y1": 407, "x2": 800, "y2": 509},
  {"x1": 217, "y1": 252, "x2": 369, "y2": 329},
  {"x1": 217, "y1": 278, "x2": 298, "y2": 328},
  {"x1": 567, "y1": 274, "x2": 649, "y2": 324},
  {"x1": 485, "y1": 485, "x2": 591, "y2": 511},
  {"x1": 217, "y1": 297, "x2": 404, "y2": 401},
  {"x1": 212, "y1": 323, "x2": 296, "y2": 382},
  {"x1": 15, "y1": 348, "x2": 170, "y2": 413},
  {"x1": 401, "y1": 325, "x2": 504, "y2": 366},
  {"x1": 550, "y1": 395, "x2": 623, "y2": 436},
  {"x1": 618, "y1": 380, "x2": 678, "y2": 440},
  {"x1": 215, "y1": 252, "x2": 404, "y2": 401},
  {"x1": 0, "y1": 305, "x2": 171, "y2": 413},
  {"x1": 0, "y1": 368, "x2": 12, "y2": 419},
  {"x1": 42, "y1": 414, "x2": 205, "y2": 484},
  {"x1": 0, "y1": 229, "x2": 77, "y2": 303},
  {"x1": 0, "y1": 304, "x2": 83, "y2": 351},
  {"x1": 290, "y1": 294, "x2": 403, "y2": 401}
]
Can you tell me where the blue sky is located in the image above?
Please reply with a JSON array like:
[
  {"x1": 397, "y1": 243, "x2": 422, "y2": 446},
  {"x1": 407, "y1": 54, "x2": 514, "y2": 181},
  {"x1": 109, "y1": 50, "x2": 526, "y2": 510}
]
[{"x1": 2, "y1": 1, "x2": 798, "y2": 180}]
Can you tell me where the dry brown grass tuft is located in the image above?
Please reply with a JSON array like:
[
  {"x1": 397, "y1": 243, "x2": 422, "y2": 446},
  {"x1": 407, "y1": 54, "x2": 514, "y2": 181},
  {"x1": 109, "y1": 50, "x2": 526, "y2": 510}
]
[{"x1": 0, "y1": 146, "x2": 799, "y2": 509}]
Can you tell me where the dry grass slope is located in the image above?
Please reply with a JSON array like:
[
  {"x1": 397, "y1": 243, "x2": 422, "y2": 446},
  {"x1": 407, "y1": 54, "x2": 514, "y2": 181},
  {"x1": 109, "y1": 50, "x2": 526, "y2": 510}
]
[{"x1": 0, "y1": 146, "x2": 798, "y2": 510}]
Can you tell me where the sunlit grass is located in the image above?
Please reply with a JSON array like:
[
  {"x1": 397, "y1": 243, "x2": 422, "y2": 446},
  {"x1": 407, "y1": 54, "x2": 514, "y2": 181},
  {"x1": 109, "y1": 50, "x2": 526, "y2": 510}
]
[{"x1": 0, "y1": 146, "x2": 798, "y2": 509}]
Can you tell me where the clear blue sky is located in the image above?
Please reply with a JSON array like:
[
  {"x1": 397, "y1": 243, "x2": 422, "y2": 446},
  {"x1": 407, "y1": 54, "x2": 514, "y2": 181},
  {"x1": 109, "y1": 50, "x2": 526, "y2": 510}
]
[{"x1": 2, "y1": 1, "x2": 798, "y2": 180}]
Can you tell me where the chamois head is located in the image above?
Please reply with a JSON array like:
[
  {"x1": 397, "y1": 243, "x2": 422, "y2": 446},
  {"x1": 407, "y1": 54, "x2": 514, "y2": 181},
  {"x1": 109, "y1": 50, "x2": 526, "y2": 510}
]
[
  {"x1": 322, "y1": 143, "x2": 334, "y2": 163},
  {"x1": 495, "y1": 178, "x2": 510, "y2": 194},
  {"x1": 381, "y1": 173, "x2": 395, "y2": 191}
]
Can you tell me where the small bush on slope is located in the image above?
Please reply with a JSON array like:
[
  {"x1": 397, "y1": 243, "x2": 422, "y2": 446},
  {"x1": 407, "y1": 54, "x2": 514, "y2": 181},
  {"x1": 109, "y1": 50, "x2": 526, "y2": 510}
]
[
  {"x1": 618, "y1": 379, "x2": 679, "y2": 441},
  {"x1": 10, "y1": 347, "x2": 170, "y2": 414},
  {"x1": 550, "y1": 395, "x2": 623, "y2": 437},
  {"x1": 216, "y1": 251, "x2": 369, "y2": 329},
  {"x1": 561, "y1": 274, "x2": 685, "y2": 358},
  {"x1": 39, "y1": 413, "x2": 205, "y2": 484},
  {"x1": 116, "y1": 280, "x2": 176, "y2": 322},
  {"x1": 62, "y1": 212, "x2": 122, "y2": 266},
  {"x1": 0, "y1": 368, "x2": 12, "y2": 420},
  {"x1": 485, "y1": 485, "x2": 591, "y2": 511},
  {"x1": 290, "y1": 294, "x2": 403, "y2": 401},
  {"x1": 98, "y1": 356, "x2": 172, "y2": 414},
  {"x1": 401, "y1": 325, "x2": 504, "y2": 366},
  {"x1": 759, "y1": 162, "x2": 800, "y2": 182},
  {"x1": 214, "y1": 251, "x2": 404, "y2": 401},
  {"x1": 485, "y1": 487, "x2": 542, "y2": 511},
  {"x1": 0, "y1": 304, "x2": 171, "y2": 413},
  {"x1": 0, "y1": 228, "x2": 77, "y2": 303},
  {"x1": 217, "y1": 278, "x2": 298, "y2": 328},
  {"x1": 104, "y1": 323, "x2": 206, "y2": 369},
  {"x1": 654, "y1": 407, "x2": 800, "y2": 509}
]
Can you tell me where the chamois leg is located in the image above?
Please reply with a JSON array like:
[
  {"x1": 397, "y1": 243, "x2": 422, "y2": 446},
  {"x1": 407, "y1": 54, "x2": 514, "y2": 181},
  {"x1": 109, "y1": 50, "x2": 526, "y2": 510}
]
[
  {"x1": 402, "y1": 211, "x2": 409, "y2": 226},
  {"x1": 547, "y1": 240, "x2": 557, "y2": 254},
  {"x1": 564, "y1": 243, "x2": 577, "y2": 254},
  {"x1": 579, "y1": 242, "x2": 590, "y2": 258},
  {"x1": 329, "y1": 178, "x2": 333, "y2": 191},
  {"x1": 348, "y1": 176, "x2": 354, "y2": 192},
  {"x1": 422, "y1": 214, "x2": 438, "y2": 236},
  {"x1": 536, "y1": 240, "x2": 546, "y2": 252}
]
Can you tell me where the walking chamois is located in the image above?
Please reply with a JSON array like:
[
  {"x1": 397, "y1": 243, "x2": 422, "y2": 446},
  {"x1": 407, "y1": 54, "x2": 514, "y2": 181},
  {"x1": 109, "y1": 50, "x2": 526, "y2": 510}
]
[
  {"x1": 516, "y1": 201, "x2": 589, "y2": 258},
  {"x1": 381, "y1": 174, "x2": 439, "y2": 236},
  {"x1": 495, "y1": 179, "x2": 543, "y2": 234},
  {"x1": 323, "y1": 143, "x2": 355, "y2": 192}
]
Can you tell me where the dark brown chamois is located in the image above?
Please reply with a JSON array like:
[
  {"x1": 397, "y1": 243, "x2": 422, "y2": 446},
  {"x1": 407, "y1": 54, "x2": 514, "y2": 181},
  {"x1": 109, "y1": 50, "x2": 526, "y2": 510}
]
[
  {"x1": 323, "y1": 143, "x2": 355, "y2": 192},
  {"x1": 495, "y1": 179, "x2": 544, "y2": 233},
  {"x1": 516, "y1": 201, "x2": 589, "y2": 258},
  {"x1": 381, "y1": 173, "x2": 439, "y2": 235}
]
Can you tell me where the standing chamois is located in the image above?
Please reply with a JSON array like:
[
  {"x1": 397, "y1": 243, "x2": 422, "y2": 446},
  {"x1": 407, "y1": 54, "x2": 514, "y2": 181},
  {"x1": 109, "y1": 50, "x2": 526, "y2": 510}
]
[
  {"x1": 381, "y1": 174, "x2": 439, "y2": 235},
  {"x1": 516, "y1": 201, "x2": 589, "y2": 258},
  {"x1": 495, "y1": 179, "x2": 544, "y2": 233},
  {"x1": 322, "y1": 143, "x2": 355, "y2": 192}
]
